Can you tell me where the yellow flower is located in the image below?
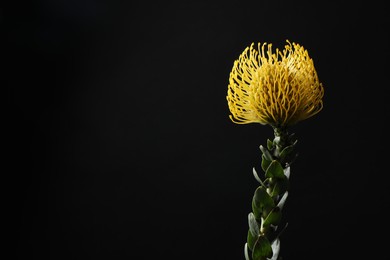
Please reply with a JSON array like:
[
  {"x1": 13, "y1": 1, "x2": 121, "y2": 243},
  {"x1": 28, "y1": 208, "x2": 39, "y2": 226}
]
[{"x1": 227, "y1": 41, "x2": 324, "y2": 127}]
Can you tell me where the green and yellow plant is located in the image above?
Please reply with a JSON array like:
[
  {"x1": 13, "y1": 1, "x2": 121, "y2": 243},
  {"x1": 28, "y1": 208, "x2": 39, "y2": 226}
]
[{"x1": 227, "y1": 40, "x2": 324, "y2": 260}]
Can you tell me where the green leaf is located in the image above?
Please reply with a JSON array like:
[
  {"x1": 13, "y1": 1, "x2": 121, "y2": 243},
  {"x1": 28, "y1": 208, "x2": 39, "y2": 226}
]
[
  {"x1": 267, "y1": 139, "x2": 274, "y2": 150},
  {"x1": 265, "y1": 160, "x2": 285, "y2": 179},
  {"x1": 279, "y1": 145, "x2": 294, "y2": 159},
  {"x1": 252, "y1": 187, "x2": 275, "y2": 218},
  {"x1": 248, "y1": 213, "x2": 259, "y2": 237},
  {"x1": 252, "y1": 198, "x2": 262, "y2": 219},
  {"x1": 263, "y1": 207, "x2": 282, "y2": 227},
  {"x1": 252, "y1": 235, "x2": 273, "y2": 260},
  {"x1": 247, "y1": 230, "x2": 257, "y2": 251},
  {"x1": 261, "y1": 154, "x2": 272, "y2": 173},
  {"x1": 270, "y1": 177, "x2": 289, "y2": 197},
  {"x1": 253, "y1": 187, "x2": 275, "y2": 209},
  {"x1": 259, "y1": 145, "x2": 273, "y2": 161}
]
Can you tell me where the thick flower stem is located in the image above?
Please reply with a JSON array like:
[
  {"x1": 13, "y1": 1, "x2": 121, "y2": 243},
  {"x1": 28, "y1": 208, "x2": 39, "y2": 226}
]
[{"x1": 245, "y1": 128, "x2": 297, "y2": 260}]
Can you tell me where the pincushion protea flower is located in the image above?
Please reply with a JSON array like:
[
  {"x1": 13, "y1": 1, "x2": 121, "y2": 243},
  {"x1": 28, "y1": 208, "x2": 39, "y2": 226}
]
[
  {"x1": 227, "y1": 41, "x2": 324, "y2": 127},
  {"x1": 227, "y1": 41, "x2": 324, "y2": 260}
]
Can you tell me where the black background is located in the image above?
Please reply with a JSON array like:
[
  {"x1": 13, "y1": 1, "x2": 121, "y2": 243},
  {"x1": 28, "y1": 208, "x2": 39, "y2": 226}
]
[{"x1": 7, "y1": 0, "x2": 389, "y2": 259}]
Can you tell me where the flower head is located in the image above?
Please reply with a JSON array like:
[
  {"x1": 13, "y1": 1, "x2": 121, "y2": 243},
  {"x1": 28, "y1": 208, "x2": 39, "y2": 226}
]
[{"x1": 227, "y1": 41, "x2": 324, "y2": 127}]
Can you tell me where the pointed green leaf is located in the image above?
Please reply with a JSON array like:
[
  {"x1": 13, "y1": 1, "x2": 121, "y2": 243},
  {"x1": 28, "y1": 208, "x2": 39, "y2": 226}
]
[
  {"x1": 252, "y1": 235, "x2": 273, "y2": 259},
  {"x1": 253, "y1": 187, "x2": 274, "y2": 209},
  {"x1": 259, "y1": 145, "x2": 273, "y2": 161},
  {"x1": 252, "y1": 198, "x2": 262, "y2": 219},
  {"x1": 270, "y1": 177, "x2": 289, "y2": 197},
  {"x1": 248, "y1": 213, "x2": 259, "y2": 237},
  {"x1": 252, "y1": 187, "x2": 275, "y2": 218},
  {"x1": 279, "y1": 145, "x2": 294, "y2": 159},
  {"x1": 265, "y1": 160, "x2": 285, "y2": 179},
  {"x1": 247, "y1": 230, "x2": 257, "y2": 251},
  {"x1": 263, "y1": 207, "x2": 282, "y2": 227},
  {"x1": 261, "y1": 154, "x2": 272, "y2": 173},
  {"x1": 267, "y1": 139, "x2": 274, "y2": 150}
]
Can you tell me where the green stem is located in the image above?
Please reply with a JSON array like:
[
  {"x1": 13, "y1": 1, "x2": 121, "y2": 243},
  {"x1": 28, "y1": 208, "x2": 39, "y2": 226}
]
[
  {"x1": 273, "y1": 127, "x2": 288, "y2": 158},
  {"x1": 246, "y1": 127, "x2": 297, "y2": 260}
]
